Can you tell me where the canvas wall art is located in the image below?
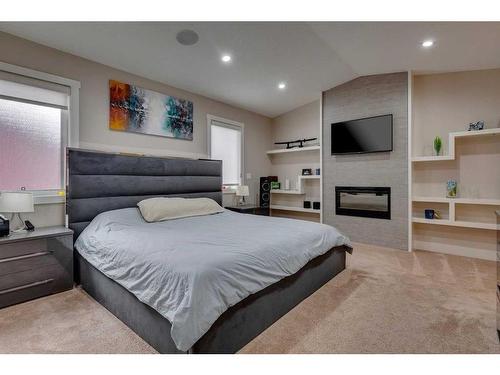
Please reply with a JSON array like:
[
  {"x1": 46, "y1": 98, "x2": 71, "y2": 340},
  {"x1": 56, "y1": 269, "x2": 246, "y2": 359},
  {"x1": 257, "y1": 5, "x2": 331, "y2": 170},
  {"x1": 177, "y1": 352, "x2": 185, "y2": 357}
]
[{"x1": 109, "y1": 80, "x2": 193, "y2": 140}]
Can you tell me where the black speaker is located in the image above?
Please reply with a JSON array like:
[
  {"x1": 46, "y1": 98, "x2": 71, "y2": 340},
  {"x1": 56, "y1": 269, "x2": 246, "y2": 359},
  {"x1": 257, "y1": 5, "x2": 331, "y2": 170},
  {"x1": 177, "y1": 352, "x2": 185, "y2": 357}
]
[
  {"x1": 259, "y1": 176, "x2": 277, "y2": 207},
  {"x1": 259, "y1": 177, "x2": 271, "y2": 207}
]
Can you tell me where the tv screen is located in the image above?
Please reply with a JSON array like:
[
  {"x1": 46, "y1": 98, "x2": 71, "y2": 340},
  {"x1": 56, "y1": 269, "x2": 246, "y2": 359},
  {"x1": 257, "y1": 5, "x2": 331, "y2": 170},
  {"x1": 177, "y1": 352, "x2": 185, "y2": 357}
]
[{"x1": 331, "y1": 114, "x2": 393, "y2": 155}]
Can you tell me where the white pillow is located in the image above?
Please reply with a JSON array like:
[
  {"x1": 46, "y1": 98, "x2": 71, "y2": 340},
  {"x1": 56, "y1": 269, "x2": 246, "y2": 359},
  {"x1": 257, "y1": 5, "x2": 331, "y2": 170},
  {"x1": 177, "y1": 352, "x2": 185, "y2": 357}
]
[{"x1": 137, "y1": 197, "x2": 224, "y2": 223}]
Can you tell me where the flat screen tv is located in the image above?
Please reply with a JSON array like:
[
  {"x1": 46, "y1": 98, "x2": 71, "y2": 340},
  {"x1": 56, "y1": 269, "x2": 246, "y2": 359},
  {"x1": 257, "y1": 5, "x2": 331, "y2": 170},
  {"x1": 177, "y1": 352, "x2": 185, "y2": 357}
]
[{"x1": 331, "y1": 114, "x2": 393, "y2": 155}]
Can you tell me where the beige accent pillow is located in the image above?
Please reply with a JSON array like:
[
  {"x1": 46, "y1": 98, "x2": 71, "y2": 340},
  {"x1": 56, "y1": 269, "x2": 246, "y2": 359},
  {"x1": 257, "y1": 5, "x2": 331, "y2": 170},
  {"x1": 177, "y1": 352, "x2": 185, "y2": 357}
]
[{"x1": 137, "y1": 197, "x2": 224, "y2": 223}]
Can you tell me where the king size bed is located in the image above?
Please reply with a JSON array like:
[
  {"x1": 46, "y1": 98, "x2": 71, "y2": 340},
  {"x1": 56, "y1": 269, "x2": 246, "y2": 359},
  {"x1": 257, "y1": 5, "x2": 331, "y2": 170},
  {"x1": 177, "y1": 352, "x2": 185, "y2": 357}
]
[{"x1": 66, "y1": 148, "x2": 351, "y2": 354}]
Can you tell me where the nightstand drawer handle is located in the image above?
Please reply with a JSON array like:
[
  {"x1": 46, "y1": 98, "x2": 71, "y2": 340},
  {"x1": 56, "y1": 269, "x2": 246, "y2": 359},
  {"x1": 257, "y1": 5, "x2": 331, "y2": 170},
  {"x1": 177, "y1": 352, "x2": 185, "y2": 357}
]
[
  {"x1": 0, "y1": 279, "x2": 54, "y2": 295},
  {"x1": 0, "y1": 251, "x2": 53, "y2": 264}
]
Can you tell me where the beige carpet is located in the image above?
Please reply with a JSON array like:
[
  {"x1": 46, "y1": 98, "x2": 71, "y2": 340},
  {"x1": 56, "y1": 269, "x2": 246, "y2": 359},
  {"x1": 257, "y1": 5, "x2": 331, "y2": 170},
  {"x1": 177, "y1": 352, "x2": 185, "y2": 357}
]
[{"x1": 0, "y1": 243, "x2": 498, "y2": 354}]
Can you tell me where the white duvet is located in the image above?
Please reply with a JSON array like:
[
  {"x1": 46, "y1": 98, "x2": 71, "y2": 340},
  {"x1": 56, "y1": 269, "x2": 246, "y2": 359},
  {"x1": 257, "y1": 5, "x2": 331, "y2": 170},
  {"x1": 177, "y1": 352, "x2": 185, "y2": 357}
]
[{"x1": 75, "y1": 207, "x2": 351, "y2": 351}]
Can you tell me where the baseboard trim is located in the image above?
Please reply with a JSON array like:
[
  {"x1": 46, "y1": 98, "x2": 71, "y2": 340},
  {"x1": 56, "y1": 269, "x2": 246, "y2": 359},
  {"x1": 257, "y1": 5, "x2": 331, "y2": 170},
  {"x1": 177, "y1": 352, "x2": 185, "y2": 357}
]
[{"x1": 413, "y1": 239, "x2": 496, "y2": 261}]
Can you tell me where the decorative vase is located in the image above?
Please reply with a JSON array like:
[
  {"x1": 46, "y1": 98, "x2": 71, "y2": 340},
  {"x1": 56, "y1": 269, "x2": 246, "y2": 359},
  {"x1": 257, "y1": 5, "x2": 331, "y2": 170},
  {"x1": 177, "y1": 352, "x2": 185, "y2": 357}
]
[{"x1": 446, "y1": 180, "x2": 457, "y2": 198}]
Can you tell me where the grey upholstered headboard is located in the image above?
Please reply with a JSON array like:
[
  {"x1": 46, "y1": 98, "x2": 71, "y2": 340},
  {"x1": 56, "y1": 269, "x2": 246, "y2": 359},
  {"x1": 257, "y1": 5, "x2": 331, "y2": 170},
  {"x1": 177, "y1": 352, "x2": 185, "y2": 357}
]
[{"x1": 66, "y1": 148, "x2": 222, "y2": 240}]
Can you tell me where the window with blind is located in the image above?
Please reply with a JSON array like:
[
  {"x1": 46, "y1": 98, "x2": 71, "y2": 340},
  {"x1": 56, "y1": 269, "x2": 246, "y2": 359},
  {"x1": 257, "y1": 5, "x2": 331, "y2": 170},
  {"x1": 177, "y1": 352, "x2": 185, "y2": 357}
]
[
  {"x1": 208, "y1": 117, "x2": 244, "y2": 188},
  {"x1": 0, "y1": 73, "x2": 70, "y2": 192}
]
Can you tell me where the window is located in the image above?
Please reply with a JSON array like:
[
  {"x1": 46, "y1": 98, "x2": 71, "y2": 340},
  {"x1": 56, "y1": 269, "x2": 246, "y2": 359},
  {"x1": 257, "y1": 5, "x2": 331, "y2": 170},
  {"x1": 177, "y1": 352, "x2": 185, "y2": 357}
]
[
  {"x1": 207, "y1": 115, "x2": 244, "y2": 190},
  {"x1": 0, "y1": 63, "x2": 80, "y2": 202},
  {"x1": 0, "y1": 99, "x2": 63, "y2": 190}
]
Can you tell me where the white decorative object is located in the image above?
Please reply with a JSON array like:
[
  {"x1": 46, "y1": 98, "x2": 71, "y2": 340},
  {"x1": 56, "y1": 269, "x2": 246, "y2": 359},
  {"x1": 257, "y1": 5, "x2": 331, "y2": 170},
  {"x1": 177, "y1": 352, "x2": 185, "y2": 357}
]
[
  {"x1": 0, "y1": 191, "x2": 34, "y2": 213},
  {"x1": 285, "y1": 179, "x2": 290, "y2": 190},
  {"x1": 236, "y1": 185, "x2": 249, "y2": 206},
  {"x1": 0, "y1": 191, "x2": 34, "y2": 231}
]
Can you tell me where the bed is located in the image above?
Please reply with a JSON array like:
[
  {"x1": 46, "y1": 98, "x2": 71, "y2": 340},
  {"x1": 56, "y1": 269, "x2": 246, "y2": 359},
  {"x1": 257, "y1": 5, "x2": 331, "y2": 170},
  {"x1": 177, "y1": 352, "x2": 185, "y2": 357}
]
[{"x1": 67, "y1": 148, "x2": 351, "y2": 353}]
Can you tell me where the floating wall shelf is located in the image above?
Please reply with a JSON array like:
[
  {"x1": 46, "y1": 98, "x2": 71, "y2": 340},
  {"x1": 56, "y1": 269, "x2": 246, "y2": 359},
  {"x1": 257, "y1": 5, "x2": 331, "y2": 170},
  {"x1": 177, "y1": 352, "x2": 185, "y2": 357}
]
[
  {"x1": 270, "y1": 189, "x2": 304, "y2": 195},
  {"x1": 412, "y1": 127, "x2": 500, "y2": 162},
  {"x1": 270, "y1": 174, "x2": 321, "y2": 195},
  {"x1": 299, "y1": 175, "x2": 320, "y2": 180},
  {"x1": 412, "y1": 196, "x2": 500, "y2": 231},
  {"x1": 412, "y1": 217, "x2": 499, "y2": 231},
  {"x1": 266, "y1": 145, "x2": 320, "y2": 155},
  {"x1": 413, "y1": 197, "x2": 500, "y2": 206},
  {"x1": 270, "y1": 205, "x2": 320, "y2": 214},
  {"x1": 411, "y1": 126, "x2": 500, "y2": 229}
]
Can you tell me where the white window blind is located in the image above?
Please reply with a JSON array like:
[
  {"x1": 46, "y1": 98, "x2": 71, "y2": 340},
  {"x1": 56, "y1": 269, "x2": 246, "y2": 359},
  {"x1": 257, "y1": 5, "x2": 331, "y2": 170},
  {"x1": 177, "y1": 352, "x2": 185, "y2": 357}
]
[
  {"x1": 0, "y1": 74, "x2": 70, "y2": 191},
  {"x1": 209, "y1": 119, "x2": 242, "y2": 186},
  {"x1": 0, "y1": 79, "x2": 69, "y2": 109}
]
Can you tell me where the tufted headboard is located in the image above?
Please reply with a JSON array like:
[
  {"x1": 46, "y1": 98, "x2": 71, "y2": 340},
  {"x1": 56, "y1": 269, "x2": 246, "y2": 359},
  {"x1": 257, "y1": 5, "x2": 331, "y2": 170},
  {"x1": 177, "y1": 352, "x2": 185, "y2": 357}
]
[{"x1": 66, "y1": 148, "x2": 222, "y2": 240}]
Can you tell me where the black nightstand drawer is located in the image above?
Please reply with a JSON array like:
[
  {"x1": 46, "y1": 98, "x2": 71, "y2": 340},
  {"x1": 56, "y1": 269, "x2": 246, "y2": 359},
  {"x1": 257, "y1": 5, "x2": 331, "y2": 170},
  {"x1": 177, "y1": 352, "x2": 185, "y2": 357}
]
[
  {"x1": 0, "y1": 263, "x2": 69, "y2": 292},
  {"x1": 0, "y1": 278, "x2": 63, "y2": 309},
  {"x1": 0, "y1": 236, "x2": 72, "y2": 276},
  {"x1": 0, "y1": 262, "x2": 73, "y2": 308},
  {"x1": 0, "y1": 250, "x2": 59, "y2": 276},
  {"x1": 0, "y1": 239, "x2": 48, "y2": 260}
]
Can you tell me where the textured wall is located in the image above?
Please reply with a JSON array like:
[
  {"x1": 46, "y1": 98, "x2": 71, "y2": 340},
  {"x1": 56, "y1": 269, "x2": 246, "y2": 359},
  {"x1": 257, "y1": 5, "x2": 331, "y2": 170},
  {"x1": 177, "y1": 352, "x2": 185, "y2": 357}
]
[{"x1": 322, "y1": 72, "x2": 408, "y2": 250}]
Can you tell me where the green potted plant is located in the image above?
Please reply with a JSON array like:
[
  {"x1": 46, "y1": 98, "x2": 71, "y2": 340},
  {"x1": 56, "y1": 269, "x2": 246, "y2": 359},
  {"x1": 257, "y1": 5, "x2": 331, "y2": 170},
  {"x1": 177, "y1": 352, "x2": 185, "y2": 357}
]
[{"x1": 433, "y1": 136, "x2": 442, "y2": 156}]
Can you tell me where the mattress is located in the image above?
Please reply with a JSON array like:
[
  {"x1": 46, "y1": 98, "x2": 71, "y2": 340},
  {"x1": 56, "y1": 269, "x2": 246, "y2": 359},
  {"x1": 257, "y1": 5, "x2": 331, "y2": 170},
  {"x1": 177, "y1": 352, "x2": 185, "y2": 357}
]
[{"x1": 75, "y1": 208, "x2": 351, "y2": 351}]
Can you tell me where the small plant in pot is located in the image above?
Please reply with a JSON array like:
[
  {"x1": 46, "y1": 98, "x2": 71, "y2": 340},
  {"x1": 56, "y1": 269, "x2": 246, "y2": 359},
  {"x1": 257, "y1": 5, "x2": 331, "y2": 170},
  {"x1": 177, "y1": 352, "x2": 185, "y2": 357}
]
[{"x1": 433, "y1": 136, "x2": 442, "y2": 156}]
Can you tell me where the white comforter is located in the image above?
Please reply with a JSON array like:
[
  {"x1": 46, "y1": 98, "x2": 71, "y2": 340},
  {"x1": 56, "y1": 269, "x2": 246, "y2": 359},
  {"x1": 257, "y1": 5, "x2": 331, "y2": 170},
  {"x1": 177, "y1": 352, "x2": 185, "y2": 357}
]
[{"x1": 75, "y1": 208, "x2": 351, "y2": 351}]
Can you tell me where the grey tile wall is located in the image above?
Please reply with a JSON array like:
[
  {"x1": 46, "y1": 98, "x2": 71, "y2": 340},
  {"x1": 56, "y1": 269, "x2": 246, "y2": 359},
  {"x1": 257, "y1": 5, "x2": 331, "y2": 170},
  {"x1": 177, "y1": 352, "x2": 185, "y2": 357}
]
[{"x1": 322, "y1": 72, "x2": 408, "y2": 250}]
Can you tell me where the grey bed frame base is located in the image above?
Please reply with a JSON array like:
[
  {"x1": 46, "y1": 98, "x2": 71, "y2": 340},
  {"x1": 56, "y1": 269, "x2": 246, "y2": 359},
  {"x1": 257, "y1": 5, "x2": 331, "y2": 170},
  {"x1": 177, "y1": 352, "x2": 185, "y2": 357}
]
[
  {"x1": 77, "y1": 247, "x2": 347, "y2": 353},
  {"x1": 67, "y1": 148, "x2": 348, "y2": 354}
]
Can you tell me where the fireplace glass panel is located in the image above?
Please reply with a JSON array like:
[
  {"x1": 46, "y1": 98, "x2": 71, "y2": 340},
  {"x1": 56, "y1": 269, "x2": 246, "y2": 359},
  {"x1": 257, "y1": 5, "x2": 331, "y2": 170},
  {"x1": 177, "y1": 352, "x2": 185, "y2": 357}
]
[
  {"x1": 339, "y1": 192, "x2": 389, "y2": 212},
  {"x1": 336, "y1": 187, "x2": 391, "y2": 219}
]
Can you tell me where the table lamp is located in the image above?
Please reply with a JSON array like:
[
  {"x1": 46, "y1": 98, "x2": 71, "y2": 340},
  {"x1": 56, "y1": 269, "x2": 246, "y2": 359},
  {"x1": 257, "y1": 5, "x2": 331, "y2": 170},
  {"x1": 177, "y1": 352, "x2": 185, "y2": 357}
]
[
  {"x1": 236, "y1": 185, "x2": 249, "y2": 206},
  {"x1": 0, "y1": 191, "x2": 34, "y2": 232}
]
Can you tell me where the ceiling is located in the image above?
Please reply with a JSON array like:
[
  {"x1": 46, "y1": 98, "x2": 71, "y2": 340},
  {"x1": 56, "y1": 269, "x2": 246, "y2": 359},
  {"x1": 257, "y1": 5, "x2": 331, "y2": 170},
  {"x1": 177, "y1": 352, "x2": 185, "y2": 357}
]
[{"x1": 1, "y1": 22, "x2": 499, "y2": 118}]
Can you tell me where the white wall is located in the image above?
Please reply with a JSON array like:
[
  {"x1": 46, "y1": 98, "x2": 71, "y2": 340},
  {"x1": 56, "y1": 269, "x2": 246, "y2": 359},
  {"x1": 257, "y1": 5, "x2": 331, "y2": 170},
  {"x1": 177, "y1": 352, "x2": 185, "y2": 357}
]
[
  {"x1": 270, "y1": 99, "x2": 320, "y2": 189},
  {"x1": 413, "y1": 68, "x2": 500, "y2": 157},
  {"x1": 0, "y1": 31, "x2": 273, "y2": 227}
]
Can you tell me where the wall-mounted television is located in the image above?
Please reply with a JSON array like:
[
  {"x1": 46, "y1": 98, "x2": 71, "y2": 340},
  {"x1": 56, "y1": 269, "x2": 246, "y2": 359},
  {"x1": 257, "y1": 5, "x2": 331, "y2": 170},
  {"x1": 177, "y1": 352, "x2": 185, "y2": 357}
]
[{"x1": 331, "y1": 114, "x2": 393, "y2": 155}]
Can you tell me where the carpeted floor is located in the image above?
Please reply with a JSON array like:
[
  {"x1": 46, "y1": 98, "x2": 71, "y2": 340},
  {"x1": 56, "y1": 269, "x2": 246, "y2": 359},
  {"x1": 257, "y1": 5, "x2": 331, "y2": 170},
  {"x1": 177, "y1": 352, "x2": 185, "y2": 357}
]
[{"x1": 0, "y1": 243, "x2": 498, "y2": 354}]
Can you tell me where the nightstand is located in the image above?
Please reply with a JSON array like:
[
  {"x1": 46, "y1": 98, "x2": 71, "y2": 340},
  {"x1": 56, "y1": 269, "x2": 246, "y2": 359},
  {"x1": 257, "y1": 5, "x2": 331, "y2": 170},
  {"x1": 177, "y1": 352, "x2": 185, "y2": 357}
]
[
  {"x1": 225, "y1": 205, "x2": 269, "y2": 216},
  {"x1": 0, "y1": 226, "x2": 73, "y2": 309}
]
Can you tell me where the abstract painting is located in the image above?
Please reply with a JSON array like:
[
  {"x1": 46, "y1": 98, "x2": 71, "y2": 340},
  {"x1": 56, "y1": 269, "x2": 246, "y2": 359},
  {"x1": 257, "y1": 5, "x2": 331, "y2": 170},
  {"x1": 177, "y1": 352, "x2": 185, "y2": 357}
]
[{"x1": 109, "y1": 80, "x2": 193, "y2": 140}]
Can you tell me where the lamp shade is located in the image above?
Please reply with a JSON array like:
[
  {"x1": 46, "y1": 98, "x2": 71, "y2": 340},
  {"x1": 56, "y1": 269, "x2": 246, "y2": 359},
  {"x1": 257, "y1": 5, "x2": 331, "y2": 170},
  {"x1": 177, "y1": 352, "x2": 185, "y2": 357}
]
[
  {"x1": 0, "y1": 192, "x2": 34, "y2": 213},
  {"x1": 235, "y1": 185, "x2": 249, "y2": 197}
]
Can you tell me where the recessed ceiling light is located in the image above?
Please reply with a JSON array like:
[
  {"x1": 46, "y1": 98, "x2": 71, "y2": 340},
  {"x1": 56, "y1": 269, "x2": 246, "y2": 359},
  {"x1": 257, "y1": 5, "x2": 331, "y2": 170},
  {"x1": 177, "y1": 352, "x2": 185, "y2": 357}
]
[
  {"x1": 221, "y1": 54, "x2": 232, "y2": 63},
  {"x1": 422, "y1": 40, "x2": 434, "y2": 48},
  {"x1": 176, "y1": 29, "x2": 199, "y2": 46},
  {"x1": 278, "y1": 82, "x2": 286, "y2": 90}
]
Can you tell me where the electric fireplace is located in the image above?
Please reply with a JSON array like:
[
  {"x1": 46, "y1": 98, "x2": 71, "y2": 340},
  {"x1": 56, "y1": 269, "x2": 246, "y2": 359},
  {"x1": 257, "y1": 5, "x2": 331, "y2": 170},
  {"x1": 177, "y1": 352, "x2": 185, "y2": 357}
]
[{"x1": 335, "y1": 186, "x2": 391, "y2": 220}]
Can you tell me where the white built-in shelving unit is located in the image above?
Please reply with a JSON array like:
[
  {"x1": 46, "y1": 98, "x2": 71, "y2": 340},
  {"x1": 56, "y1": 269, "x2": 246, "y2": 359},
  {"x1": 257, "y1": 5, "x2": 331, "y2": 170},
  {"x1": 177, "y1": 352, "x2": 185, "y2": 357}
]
[
  {"x1": 267, "y1": 97, "x2": 323, "y2": 222},
  {"x1": 412, "y1": 196, "x2": 500, "y2": 230},
  {"x1": 270, "y1": 175, "x2": 321, "y2": 195},
  {"x1": 410, "y1": 125, "x2": 500, "y2": 259},
  {"x1": 270, "y1": 174, "x2": 321, "y2": 215},
  {"x1": 267, "y1": 144, "x2": 321, "y2": 220},
  {"x1": 412, "y1": 128, "x2": 500, "y2": 162}
]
